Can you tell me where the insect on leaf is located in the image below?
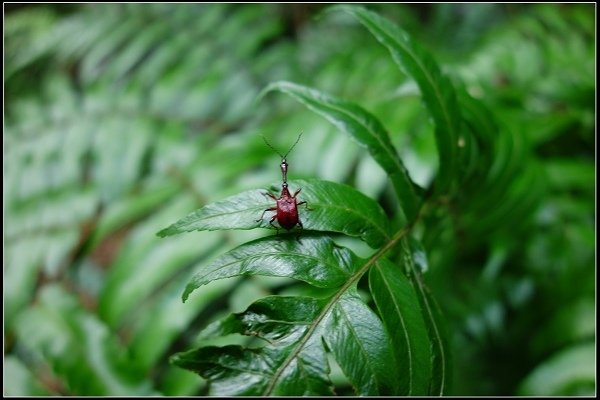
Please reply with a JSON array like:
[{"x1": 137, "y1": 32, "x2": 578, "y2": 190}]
[{"x1": 157, "y1": 178, "x2": 391, "y2": 248}]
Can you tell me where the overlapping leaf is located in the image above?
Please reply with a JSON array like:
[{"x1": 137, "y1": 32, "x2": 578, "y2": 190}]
[
  {"x1": 173, "y1": 289, "x2": 396, "y2": 396},
  {"x1": 262, "y1": 81, "x2": 420, "y2": 220},
  {"x1": 335, "y1": 5, "x2": 461, "y2": 194},
  {"x1": 399, "y1": 238, "x2": 452, "y2": 395},
  {"x1": 182, "y1": 234, "x2": 361, "y2": 302},
  {"x1": 369, "y1": 258, "x2": 432, "y2": 395},
  {"x1": 7, "y1": 2, "x2": 593, "y2": 398},
  {"x1": 322, "y1": 289, "x2": 396, "y2": 395},
  {"x1": 170, "y1": 214, "x2": 439, "y2": 396}
]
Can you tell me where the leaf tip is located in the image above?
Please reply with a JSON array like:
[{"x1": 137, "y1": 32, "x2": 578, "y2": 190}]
[
  {"x1": 182, "y1": 284, "x2": 195, "y2": 303},
  {"x1": 257, "y1": 80, "x2": 298, "y2": 102},
  {"x1": 257, "y1": 81, "x2": 282, "y2": 102},
  {"x1": 156, "y1": 226, "x2": 172, "y2": 238},
  {"x1": 329, "y1": 4, "x2": 366, "y2": 16},
  {"x1": 169, "y1": 352, "x2": 184, "y2": 367}
]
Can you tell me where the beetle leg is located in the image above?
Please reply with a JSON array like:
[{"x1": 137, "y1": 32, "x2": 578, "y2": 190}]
[
  {"x1": 294, "y1": 189, "x2": 312, "y2": 210},
  {"x1": 296, "y1": 220, "x2": 303, "y2": 242},
  {"x1": 263, "y1": 191, "x2": 278, "y2": 200},
  {"x1": 256, "y1": 207, "x2": 277, "y2": 222},
  {"x1": 269, "y1": 214, "x2": 279, "y2": 234},
  {"x1": 297, "y1": 200, "x2": 312, "y2": 211}
]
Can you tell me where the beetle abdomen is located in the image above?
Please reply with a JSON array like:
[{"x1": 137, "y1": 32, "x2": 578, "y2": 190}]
[{"x1": 277, "y1": 198, "x2": 299, "y2": 230}]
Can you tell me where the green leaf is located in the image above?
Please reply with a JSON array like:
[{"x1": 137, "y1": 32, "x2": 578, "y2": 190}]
[
  {"x1": 456, "y1": 88, "x2": 498, "y2": 187},
  {"x1": 85, "y1": 181, "x2": 179, "y2": 252},
  {"x1": 4, "y1": 236, "x2": 46, "y2": 329},
  {"x1": 262, "y1": 81, "x2": 420, "y2": 220},
  {"x1": 322, "y1": 290, "x2": 396, "y2": 396},
  {"x1": 172, "y1": 295, "x2": 333, "y2": 396},
  {"x1": 157, "y1": 178, "x2": 392, "y2": 248},
  {"x1": 182, "y1": 234, "x2": 361, "y2": 302},
  {"x1": 369, "y1": 258, "x2": 432, "y2": 395},
  {"x1": 400, "y1": 238, "x2": 452, "y2": 395},
  {"x1": 335, "y1": 5, "x2": 461, "y2": 193},
  {"x1": 518, "y1": 342, "x2": 595, "y2": 396},
  {"x1": 173, "y1": 291, "x2": 396, "y2": 396}
]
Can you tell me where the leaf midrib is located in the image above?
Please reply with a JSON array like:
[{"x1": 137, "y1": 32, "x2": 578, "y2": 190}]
[
  {"x1": 172, "y1": 198, "x2": 390, "y2": 243},
  {"x1": 283, "y1": 83, "x2": 406, "y2": 177},
  {"x1": 191, "y1": 251, "x2": 351, "y2": 287},
  {"x1": 347, "y1": 6, "x2": 457, "y2": 184},
  {"x1": 270, "y1": 81, "x2": 418, "y2": 219},
  {"x1": 336, "y1": 297, "x2": 380, "y2": 394},
  {"x1": 174, "y1": 204, "x2": 267, "y2": 228},
  {"x1": 358, "y1": 9, "x2": 456, "y2": 141},
  {"x1": 408, "y1": 260, "x2": 446, "y2": 395},
  {"x1": 374, "y1": 264, "x2": 414, "y2": 395},
  {"x1": 307, "y1": 201, "x2": 390, "y2": 242}
]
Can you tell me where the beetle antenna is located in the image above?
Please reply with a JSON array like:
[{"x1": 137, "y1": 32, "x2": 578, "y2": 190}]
[
  {"x1": 261, "y1": 135, "x2": 284, "y2": 158},
  {"x1": 282, "y1": 131, "x2": 303, "y2": 159},
  {"x1": 261, "y1": 132, "x2": 303, "y2": 160}
]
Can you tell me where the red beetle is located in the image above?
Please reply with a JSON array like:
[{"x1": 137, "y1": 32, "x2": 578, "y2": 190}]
[{"x1": 257, "y1": 133, "x2": 308, "y2": 233}]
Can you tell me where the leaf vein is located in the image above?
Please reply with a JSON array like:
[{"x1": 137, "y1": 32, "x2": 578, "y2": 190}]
[
  {"x1": 263, "y1": 221, "x2": 415, "y2": 396},
  {"x1": 374, "y1": 266, "x2": 414, "y2": 395}
]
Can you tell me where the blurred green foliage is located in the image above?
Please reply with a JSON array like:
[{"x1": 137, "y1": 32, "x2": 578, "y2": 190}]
[{"x1": 3, "y1": 3, "x2": 595, "y2": 396}]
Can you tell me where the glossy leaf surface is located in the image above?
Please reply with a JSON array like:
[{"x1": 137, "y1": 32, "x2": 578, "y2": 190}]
[
  {"x1": 182, "y1": 234, "x2": 361, "y2": 302},
  {"x1": 173, "y1": 290, "x2": 396, "y2": 396},
  {"x1": 322, "y1": 290, "x2": 396, "y2": 396},
  {"x1": 177, "y1": 296, "x2": 332, "y2": 396},
  {"x1": 399, "y1": 238, "x2": 451, "y2": 395},
  {"x1": 369, "y1": 258, "x2": 432, "y2": 395}
]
